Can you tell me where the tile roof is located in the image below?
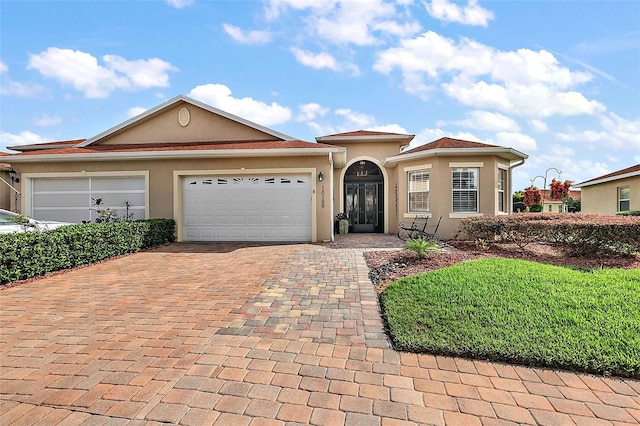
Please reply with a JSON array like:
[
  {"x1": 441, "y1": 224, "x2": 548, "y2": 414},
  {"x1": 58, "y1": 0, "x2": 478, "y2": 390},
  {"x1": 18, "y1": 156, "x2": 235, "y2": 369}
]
[
  {"x1": 401, "y1": 137, "x2": 500, "y2": 155},
  {"x1": 578, "y1": 163, "x2": 640, "y2": 185},
  {"x1": 8, "y1": 139, "x2": 85, "y2": 152},
  {"x1": 320, "y1": 130, "x2": 410, "y2": 138},
  {"x1": 540, "y1": 189, "x2": 582, "y2": 202},
  {"x1": 5, "y1": 140, "x2": 338, "y2": 158}
]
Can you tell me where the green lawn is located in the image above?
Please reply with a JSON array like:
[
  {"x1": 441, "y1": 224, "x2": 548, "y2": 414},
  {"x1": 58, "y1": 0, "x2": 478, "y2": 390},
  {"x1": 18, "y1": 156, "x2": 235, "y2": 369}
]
[{"x1": 379, "y1": 258, "x2": 640, "y2": 378}]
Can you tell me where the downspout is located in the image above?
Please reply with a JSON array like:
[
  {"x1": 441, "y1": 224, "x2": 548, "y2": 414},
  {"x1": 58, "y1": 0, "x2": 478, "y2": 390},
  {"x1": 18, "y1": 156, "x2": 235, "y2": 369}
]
[
  {"x1": 509, "y1": 159, "x2": 526, "y2": 214},
  {"x1": 329, "y1": 151, "x2": 334, "y2": 241}
]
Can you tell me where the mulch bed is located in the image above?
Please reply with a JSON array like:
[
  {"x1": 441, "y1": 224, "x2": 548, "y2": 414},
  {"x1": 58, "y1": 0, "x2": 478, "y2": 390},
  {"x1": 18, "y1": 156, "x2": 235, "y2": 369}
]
[{"x1": 364, "y1": 241, "x2": 640, "y2": 294}]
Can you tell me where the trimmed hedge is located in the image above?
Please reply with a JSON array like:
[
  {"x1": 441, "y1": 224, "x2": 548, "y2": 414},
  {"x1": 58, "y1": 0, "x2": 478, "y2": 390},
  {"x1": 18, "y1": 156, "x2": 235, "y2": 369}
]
[
  {"x1": 0, "y1": 219, "x2": 176, "y2": 284},
  {"x1": 456, "y1": 214, "x2": 640, "y2": 256},
  {"x1": 617, "y1": 210, "x2": 640, "y2": 216}
]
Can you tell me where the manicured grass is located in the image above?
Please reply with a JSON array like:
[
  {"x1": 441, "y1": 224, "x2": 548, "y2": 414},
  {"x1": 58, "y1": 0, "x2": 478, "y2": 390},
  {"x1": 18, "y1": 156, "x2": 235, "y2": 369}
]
[{"x1": 380, "y1": 258, "x2": 640, "y2": 377}]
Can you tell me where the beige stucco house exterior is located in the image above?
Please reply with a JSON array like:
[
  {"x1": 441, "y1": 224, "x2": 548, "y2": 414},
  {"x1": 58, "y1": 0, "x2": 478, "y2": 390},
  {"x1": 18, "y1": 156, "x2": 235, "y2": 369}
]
[
  {"x1": 574, "y1": 164, "x2": 640, "y2": 214},
  {"x1": 4, "y1": 95, "x2": 528, "y2": 242},
  {"x1": 1, "y1": 153, "x2": 14, "y2": 211}
]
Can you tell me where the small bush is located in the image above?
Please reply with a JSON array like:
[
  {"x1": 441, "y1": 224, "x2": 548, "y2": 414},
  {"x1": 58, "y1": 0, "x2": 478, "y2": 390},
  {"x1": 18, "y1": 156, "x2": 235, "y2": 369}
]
[
  {"x1": 0, "y1": 219, "x2": 176, "y2": 284},
  {"x1": 617, "y1": 210, "x2": 640, "y2": 216},
  {"x1": 405, "y1": 238, "x2": 440, "y2": 258},
  {"x1": 457, "y1": 214, "x2": 640, "y2": 256}
]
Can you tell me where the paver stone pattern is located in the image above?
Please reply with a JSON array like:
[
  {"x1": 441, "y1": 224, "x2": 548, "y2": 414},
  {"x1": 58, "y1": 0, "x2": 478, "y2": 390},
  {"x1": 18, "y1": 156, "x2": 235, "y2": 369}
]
[{"x1": 1, "y1": 236, "x2": 639, "y2": 425}]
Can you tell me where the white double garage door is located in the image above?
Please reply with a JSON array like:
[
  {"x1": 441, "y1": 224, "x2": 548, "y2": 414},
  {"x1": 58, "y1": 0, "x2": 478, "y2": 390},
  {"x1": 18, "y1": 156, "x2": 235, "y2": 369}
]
[
  {"x1": 183, "y1": 175, "x2": 312, "y2": 242},
  {"x1": 29, "y1": 173, "x2": 312, "y2": 242}
]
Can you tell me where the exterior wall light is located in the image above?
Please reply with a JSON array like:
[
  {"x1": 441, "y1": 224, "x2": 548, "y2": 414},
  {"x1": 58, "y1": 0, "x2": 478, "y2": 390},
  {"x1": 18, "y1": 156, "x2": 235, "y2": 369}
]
[{"x1": 318, "y1": 172, "x2": 324, "y2": 182}]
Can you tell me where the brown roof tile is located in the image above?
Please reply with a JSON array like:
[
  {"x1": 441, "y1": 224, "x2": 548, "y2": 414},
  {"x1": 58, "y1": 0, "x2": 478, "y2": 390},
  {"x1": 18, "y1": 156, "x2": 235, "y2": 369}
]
[
  {"x1": 401, "y1": 137, "x2": 500, "y2": 155},
  {"x1": 321, "y1": 130, "x2": 409, "y2": 137},
  {"x1": 6, "y1": 140, "x2": 336, "y2": 158}
]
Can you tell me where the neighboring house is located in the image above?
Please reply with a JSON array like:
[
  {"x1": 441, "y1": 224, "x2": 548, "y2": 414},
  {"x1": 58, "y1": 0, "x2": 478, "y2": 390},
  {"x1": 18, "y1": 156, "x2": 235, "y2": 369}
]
[
  {"x1": 0, "y1": 153, "x2": 14, "y2": 211},
  {"x1": 574, "y1": 164, "x2": 640, "y2": 214},
  {"x1": 5, "y1": 95, "x2": 528, "y2": 242},
  {"x1": 540, "y1": 189, "x2": 581, "y2": 213}
]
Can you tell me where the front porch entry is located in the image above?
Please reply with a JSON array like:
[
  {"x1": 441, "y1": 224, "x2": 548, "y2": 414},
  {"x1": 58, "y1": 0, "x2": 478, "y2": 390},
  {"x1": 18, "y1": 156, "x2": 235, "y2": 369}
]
[{"x1": 344, "y1": 160, "x2": 384, "y2": 233}]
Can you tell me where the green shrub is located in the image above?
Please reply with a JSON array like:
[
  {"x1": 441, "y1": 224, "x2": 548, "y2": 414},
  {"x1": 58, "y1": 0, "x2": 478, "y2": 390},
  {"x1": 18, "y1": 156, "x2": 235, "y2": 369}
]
[
  {"x1": 457, "y1": 214, "x2": 640, "y2": 256},
  {"x1": 405, "y1": 238, "x2": 440, "y2": 258},
  {"x1": 617, "y1": 210, "x2": 640, "y2": 216},
  {"x1": 0, "y1": 219, "x2": 175, "y2": 284}
]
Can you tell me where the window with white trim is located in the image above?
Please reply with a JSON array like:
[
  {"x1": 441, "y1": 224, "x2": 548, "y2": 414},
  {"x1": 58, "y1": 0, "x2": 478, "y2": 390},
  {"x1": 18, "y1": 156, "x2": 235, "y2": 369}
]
[
  {"x1": 618, "y1": 186, "x2": 630, "y2": 211},
  {"x1": 408, "y1": 170, "x2": 429, "y2": 212},
  {"x1": 497, "y1": 169, "x2": 506, "y2": 213},
  {"x1": 452, "y1": 168, "x2": 478, "y2": 213}
]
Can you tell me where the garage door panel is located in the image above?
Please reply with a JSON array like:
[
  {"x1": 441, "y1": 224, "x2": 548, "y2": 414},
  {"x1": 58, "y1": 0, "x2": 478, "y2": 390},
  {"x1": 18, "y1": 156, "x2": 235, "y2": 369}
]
[
  {"x1": 183, "y1": 175, "x2": 311, "y2": 242},
  {"x1": 31, "y1": 176, "x2": 146, "y2": 223}
]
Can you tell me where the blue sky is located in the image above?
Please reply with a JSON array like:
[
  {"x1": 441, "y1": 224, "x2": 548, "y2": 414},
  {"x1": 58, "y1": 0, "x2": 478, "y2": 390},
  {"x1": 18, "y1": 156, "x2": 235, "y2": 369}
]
[{"x1": 1, "y1": 0, "x2": 639, "y2": 191}]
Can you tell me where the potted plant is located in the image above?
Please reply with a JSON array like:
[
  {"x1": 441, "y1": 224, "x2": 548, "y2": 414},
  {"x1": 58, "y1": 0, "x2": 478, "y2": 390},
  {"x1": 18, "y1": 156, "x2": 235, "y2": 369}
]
[{"x1": 336, "y1": 212, "x2": 349, "y2": 235}]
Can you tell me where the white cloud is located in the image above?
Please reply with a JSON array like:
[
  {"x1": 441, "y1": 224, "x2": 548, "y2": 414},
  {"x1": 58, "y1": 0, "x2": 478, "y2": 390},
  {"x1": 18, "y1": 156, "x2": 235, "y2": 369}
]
[
  {"x1": 366, "y1": 124, "x2": 409, "y2": 134},
  {"x1": 27, "y1": 47, "x2": 178, "y2": 98},
  {"x1": 335, "y1": 108, "x2": 375, "y2": 128},
  {"x1": 408, "y1": 127, "x2": 481, "y2": 149},
  {"x1": 425, "y1": 0, "x2": 494, "y2": 27},
  {"x1": 555, "y1": 113, "x2": 640, "y2": 150},
  {"x1": 188, "y1": 83, "x2": 291, "y2": 125},
  {"x1": 167, "y1": 0, "x2": 193, "y2": 8},
  {"x1": 374, "y1": 31, "x2": 603, "y2": 117},
  {"x1": 0, "y1": 131, "x2": 48, "y2": 149},
  {"x1": 291, "y1": 48, "x2": 339, "y2": 71},
  {"x1": 529, "y1": 119, "x2": 549, "y2": 133},
  {"x1": 290, "y1": 47, "x2": 360, "y2": 75},
  {"x1": 222, "y1": 24, "x2": 272, "y2": 45},
  {"x1": 0, "y1": 62, "x2": 45, "y2": 97},
  {"x1": 297, "y1": 103, "x2": 329, "y2": 122},
  {"x1": 440, "y1": 110, "x2": 520, "y2": 132},
  {"x1": 33, "y1": 114, "x2": 62, "y2": 127},
  {"x1": 492, "y1": 132, "x2": 537, "y2": 152},
  {"x1": 127, "y1": 107, "x2": 148, "y2": 118},
  {"x1": 522, "y1": 153, "x2": 609, "y2": 188},
  {"x1": 265, "y1": 0, "x2": 420, "y2": 46}
]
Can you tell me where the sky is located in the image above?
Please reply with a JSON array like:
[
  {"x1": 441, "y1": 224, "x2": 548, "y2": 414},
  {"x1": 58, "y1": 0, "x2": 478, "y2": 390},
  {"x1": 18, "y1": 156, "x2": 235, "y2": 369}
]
[{"x1": 1, "y1": 0, "x2": 639, "y2": 192}]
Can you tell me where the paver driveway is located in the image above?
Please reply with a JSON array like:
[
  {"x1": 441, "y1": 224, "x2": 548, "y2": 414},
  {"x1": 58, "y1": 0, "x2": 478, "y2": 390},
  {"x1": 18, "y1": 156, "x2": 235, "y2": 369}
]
[{"x1": 1, "y1": 240, "x2": 639, "y2": 425}]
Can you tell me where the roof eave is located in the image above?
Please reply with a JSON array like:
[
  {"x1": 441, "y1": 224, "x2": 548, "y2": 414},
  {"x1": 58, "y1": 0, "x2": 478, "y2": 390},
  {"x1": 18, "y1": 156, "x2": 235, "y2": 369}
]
[
  {"x1": 79, "y1": 95, "x2": 296, "y2": 147},
  {"x1": 5, "y1": 147, "x2": 344, "y2": 163},
  {"x1": 574, "y1": 170, "x2": 640, "y2": 188},
  {"x1": 382, "y1": 147, "x2": 528, "y2": 167},
  {"x1": 316, "y1": 134, "x2": 415, "y2": 143}
]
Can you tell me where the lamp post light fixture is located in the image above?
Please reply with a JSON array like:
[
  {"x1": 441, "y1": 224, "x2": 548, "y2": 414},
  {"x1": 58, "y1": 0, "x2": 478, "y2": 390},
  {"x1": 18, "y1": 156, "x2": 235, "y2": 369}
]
[{"x1": 530, "y1": 167, "x2": 561, "y2": 215}]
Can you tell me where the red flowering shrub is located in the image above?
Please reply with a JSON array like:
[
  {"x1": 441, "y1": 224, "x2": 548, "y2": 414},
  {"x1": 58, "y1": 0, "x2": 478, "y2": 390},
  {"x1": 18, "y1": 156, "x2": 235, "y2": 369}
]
[
  {"x1": 523, "y1": 186, "x2": 542, "y2": 208},
  {"x1": 549, "y1": 179, "x2": 572, "y2": 201},
  {"x1": 457, "y1": 214, "x2": 640, "y2": 256}
]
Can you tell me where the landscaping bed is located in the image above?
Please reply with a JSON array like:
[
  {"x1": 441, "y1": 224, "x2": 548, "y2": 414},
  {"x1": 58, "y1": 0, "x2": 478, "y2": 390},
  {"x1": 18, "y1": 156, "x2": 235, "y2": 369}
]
[
  {"x1": 365, "y1": 241, "x2": 640, "y2": 293},
  {"x1": 367, "y1": 241, "x2": 640, "y2": 378}
]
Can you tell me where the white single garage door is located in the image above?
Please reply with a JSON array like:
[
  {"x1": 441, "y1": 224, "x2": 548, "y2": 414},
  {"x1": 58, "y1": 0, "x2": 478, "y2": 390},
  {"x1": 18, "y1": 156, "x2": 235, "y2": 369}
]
[
  {"x1": 183, "y1": 175, "x2": 312, "y2": 242},
  {"x1": 31, "y1": 176, "x2": 146, "y2": 223}
]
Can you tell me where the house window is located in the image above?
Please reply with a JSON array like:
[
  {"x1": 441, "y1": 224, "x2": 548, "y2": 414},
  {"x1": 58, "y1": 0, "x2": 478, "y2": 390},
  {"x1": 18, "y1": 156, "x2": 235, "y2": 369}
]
[
  {"x1": 452, "y1": 168, "x2": 478, "y2": 213},
  {"x1": 548, "y1": 204, "x2": 553, "y2": 212},
  {"x1": 497, "y1": 169, "x2": 506, "y2": 212},
  {"x1": 618, "y1": 186, "x2": 630, "y2": 211},
  {"x1": 408, "y1": 170, "x2": 429, "y2": 212}
]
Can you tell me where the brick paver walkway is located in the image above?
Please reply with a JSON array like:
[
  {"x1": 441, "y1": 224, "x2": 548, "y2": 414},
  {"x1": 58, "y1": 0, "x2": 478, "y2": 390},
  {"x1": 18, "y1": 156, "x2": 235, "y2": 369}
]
[{"x1": 1, "y1": 236, "x2": 639, "y2": 425}]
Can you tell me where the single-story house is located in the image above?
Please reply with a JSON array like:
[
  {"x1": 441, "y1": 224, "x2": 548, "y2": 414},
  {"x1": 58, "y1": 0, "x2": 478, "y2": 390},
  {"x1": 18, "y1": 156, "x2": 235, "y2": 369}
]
[
  {"x1": 4, "y1": 95, "x2": 528, "y2": 242},
  {"x1": 540, "y1": 189, "x2": 581, "y2": 213},
  {"x1": 574, "y1": 164, "x2": 640, "y2": 214},
  {"x1": 0, "y1": 153, "x2": 14, "y2": 211}
]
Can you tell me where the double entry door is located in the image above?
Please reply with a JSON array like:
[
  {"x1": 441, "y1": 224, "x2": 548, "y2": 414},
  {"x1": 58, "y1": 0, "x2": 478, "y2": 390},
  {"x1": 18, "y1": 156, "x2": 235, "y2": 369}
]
[{"x1": 345, "y1": 182, "x2": 383, "y2": 233}]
